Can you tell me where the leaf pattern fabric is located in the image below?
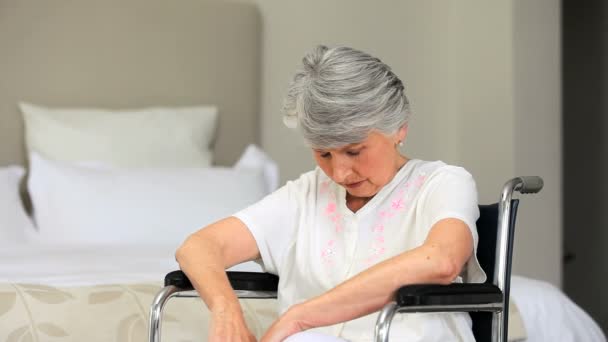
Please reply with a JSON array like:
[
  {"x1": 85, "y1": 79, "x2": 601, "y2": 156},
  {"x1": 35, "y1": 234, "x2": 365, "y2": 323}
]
[{"x1": 0, "y1": 282, "x2": 279, "y2": 341}]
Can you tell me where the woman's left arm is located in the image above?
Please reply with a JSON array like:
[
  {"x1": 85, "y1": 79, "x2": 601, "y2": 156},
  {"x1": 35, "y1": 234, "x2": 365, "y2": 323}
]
[{"x1": 260, "y1": 217, "x2": 474, "y2": 342}]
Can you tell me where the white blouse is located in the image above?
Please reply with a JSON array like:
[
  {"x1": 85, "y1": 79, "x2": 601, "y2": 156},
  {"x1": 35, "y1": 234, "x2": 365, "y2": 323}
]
[{"x1": 234, "y1": 159, "x2": 486, "y2": 342}]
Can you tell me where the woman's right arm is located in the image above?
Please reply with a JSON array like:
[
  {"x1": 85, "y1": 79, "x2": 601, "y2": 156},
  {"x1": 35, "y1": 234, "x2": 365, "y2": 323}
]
[{"x1": 175, "y1": 216, "x2": 261, "y2": 342}]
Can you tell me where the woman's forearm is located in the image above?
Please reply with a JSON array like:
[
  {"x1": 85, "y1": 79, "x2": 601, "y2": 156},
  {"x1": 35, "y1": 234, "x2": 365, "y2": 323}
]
[
  {"x1": 288, "y1": 242, "x2": 459, "y2": 329},
  {"x1": 287, "y1": 218, "x2": 475, "y2": 332},
  {"x1": 289, "y1": 219, "x2": 474, "y2": 330},
  {"x1": 175, "y1": 217, "x2": 261, "y2": 315},
  {"x1": 175, "y1": 218, "x2": 263, "y2": 341},
  {"x1": 175, "y1": 233, "x2": 244, "y2": 315}
]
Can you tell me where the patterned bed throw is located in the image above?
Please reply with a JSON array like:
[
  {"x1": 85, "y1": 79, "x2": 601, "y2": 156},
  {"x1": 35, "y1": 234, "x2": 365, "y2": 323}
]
[{"x1": 0, "y1": 282, "x2": 278, "y2": 341}]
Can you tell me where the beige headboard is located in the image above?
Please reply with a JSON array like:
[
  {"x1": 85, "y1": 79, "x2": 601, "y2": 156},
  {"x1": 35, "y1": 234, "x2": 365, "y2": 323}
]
[{"x1": 0, "y1": 0, "x2": 260, "y2": 167}]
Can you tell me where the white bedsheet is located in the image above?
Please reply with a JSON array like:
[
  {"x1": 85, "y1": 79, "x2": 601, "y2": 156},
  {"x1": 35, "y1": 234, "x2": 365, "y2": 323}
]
[
  {"x1": 0, "y1": 242, "x2": 262, "y2": 286},
  {"x1": 510, "y1": 275, "x2": 606, "y2": 342}
]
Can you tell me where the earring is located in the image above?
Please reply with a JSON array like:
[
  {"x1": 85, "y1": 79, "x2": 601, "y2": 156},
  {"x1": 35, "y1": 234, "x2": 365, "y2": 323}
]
[{"x1": 398, "y1": 141, "x2": 403, "y2": 147}]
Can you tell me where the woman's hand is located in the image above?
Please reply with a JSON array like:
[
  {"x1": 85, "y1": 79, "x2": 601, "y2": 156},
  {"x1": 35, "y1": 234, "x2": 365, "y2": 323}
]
[
  {"x1": 209, "y1": 305, "x2": 257, "y2": 342},
  {"x1": 260, "y1": 304, "x2": 311, "y2": 342}
]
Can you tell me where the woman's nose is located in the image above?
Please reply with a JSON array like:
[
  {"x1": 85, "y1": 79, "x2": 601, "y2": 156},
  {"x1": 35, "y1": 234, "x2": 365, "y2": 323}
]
[{"x1": 331, "y1": 156, "x2": 351, "y2": 183}]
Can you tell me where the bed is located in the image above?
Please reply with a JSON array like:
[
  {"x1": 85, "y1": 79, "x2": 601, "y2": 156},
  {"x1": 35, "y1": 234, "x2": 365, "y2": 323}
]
[{"x1": 0, "y1": 1, "x2": 605, "y2": 341}]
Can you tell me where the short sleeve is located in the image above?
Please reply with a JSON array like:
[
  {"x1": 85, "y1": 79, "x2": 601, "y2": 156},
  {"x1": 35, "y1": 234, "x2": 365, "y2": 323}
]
[
  {"x1": 232, "y1": 179, "x2": 301, "y2": 275},
  {"x1": 421, "y1": 166, "x2": 487, "y2": 283}
]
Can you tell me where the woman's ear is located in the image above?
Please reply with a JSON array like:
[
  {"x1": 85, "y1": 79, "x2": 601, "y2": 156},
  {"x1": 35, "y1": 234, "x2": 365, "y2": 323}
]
[{"x1": 398, "y1": 124, "x2": 408, "y2": 143}]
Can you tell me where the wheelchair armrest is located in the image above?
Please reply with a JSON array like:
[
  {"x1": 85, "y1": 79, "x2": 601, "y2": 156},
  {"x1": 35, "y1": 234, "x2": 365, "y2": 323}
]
[
  {"x1": 164, "y1": 270, "x2": 194, "y2": 289},
  {"x1": 164, "y1": 270, "x2": 279, "y2": 292},
  {"x1": 228, "y1": 271, "x2": 279, "y2": 291},
  {"x1": 396, "y1": 283, "x2": 502, "y2": 307}
]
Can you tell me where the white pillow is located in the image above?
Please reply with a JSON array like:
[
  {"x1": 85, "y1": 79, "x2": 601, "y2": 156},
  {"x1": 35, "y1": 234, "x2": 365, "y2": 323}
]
[
  {"x1": 234, "y1": 144, "x2": 280, "y2": 193},
  {"x1": 0, "y1": 166, "x2": 35, "y2": 243},
  {"x1": 20, "y1": 102, "x2": 218, "y2": 167},
  {"x1": 28, "y1": 153, "x2": 267, "y2": 247}
]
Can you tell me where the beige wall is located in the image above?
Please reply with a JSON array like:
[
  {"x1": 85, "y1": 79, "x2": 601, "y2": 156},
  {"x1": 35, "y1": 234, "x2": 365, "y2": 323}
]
[
  {"x1": 512, "y1": 0, "x2": 561, "y2": 287},
  {"x1": 242, "y1": 0, "x2": 561, "y2": 286}
]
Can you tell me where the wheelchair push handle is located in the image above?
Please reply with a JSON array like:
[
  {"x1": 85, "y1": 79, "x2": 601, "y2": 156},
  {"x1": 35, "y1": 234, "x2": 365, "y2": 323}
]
[
  {"x1": 512, "y1": 176, "x2": 543, "y2": 194},
  {"x1": 500, "y1": 176, "x2": 542, "y2": 211}
]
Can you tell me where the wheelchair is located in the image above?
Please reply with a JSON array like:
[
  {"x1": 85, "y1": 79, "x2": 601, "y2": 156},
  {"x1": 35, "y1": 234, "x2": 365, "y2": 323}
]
[{"x1": 149, "y1": 176, "x2": 543, "y2": 342}]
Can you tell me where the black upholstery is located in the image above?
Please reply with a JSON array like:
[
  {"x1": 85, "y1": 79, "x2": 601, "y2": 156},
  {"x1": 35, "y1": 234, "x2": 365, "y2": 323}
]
[
  {"x1": 165, "y1": 270, "x2": 279, "y2": 292},
  {"x1": 396, "y1": 283, "x2": 502, "y2": 307},
  {"x1": 476, "y1": 203, "x2": 501, "y2": 282},
  {"x1": 165, "y1": 270, "x2": 194, "y2": 290}
]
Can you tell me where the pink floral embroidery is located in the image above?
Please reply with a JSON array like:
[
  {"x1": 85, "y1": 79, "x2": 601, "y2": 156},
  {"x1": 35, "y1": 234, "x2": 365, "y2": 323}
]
[
  {"x1": 372, "y1": 224, "x2": 384, "y2": 233},
  {"x1": 365, "y1": 171, "x2": 429, "y2": 265},
  {"x1": 391, "y1": 198, "x2": 404, "y2": 210},
  {"x1": 331, "y1": 217, "x2": 342, "y2": 231},
  {"x1": 320, "y1": 181, "x2": 330, "y2": 194},
  {"x1": 371, "y1": 244, "x2": 385, "y2": 255},
  {"x1": 321, "y1": 181, "x2": 345, "y2": 235},
  {"x1": 321, "y1": 240, "x2": 335, "y2": 257},
  {"x1": 321, "y1": 240, "x2": 336, "y2": 266},
  {"x1": 329, "y1": 212, "x2": 342, "y2": 226},
  {"x1": 364, "y1": 244, "x2": 386, "y2": 265},
  {"x1": 329, "y1": 190, "x2": 338, "y2": 203},
  {"x1": 384, "y1": 211, "x2": 396, "y2": 219},
  {"x1": 413, "y1": 174, "x2": 427, "y2": 188},
  {"x1": 334, "y1": 220, "x2": 344, "y2": 233}
]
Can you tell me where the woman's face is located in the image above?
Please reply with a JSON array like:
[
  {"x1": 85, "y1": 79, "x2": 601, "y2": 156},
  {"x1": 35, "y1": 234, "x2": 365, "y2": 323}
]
[{"x1": 313, "y1": 128, "x2": 407, "y2": 199}]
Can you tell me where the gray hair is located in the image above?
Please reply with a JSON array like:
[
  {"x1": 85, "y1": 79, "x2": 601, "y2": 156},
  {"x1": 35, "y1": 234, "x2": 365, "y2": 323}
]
[{"x1": 282, "y1": 45, "x2": 411, "y2": 149}]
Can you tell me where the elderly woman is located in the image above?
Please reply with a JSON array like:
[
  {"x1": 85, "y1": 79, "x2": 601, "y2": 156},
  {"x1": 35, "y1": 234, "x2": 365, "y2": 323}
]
[{"x1": 176, "y1": 45, "x2": 485, "y2": 342}]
